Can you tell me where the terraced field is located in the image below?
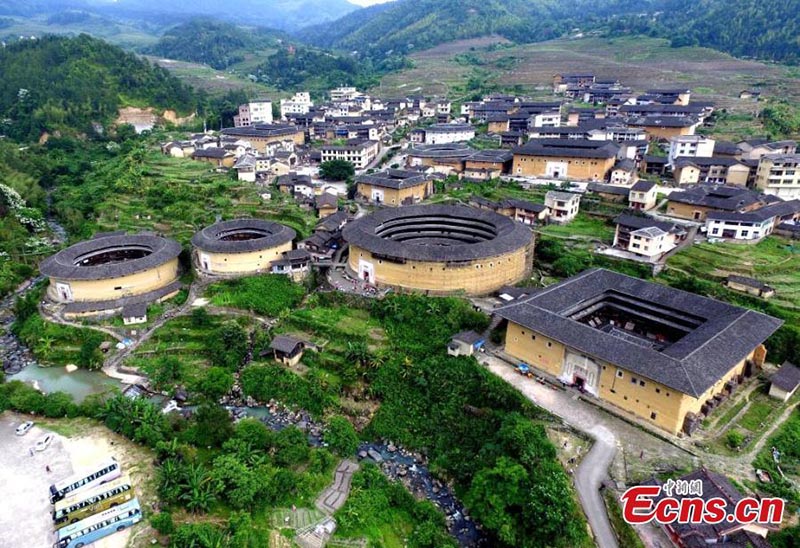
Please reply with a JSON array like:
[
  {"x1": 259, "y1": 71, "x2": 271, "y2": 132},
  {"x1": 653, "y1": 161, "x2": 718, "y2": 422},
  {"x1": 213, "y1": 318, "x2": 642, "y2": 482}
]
[
  {"x1": 377, "y1": 36, "x2": 800, "y2": 116},
  {"x1": 665, "y1": 237, "x2": 800, "y2": 311}
]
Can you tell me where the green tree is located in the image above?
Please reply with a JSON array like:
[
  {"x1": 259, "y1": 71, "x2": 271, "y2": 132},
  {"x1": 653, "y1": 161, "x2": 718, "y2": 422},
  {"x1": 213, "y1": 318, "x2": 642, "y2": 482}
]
[
  {"x1": 234, "y1": 418, "x2": 273, "y2": 452},
  {"x1": 319, "y1": 159, "x2": 355, "y2": 181},
  {"x1": 152, "y1": 356, "x2": 182, "y2": 390},
  {"x1": 196, "y1": 367, "x2": 234, "y2": 401},
  {"x1": 192, "y1": 403, "x2": 233, "y2": 448},
  {"x1": 207, "y1": 320, "x2": 249, "y2": 369},
  {"x1": 466, "y1": 457, "x2": 530, "y2": 546},
  {"x1": 273, "y1": 426, "x2": 310, "y2": 467},
  {"x1": 325, "y1": 416, "x2": 360, "y2": 457}
]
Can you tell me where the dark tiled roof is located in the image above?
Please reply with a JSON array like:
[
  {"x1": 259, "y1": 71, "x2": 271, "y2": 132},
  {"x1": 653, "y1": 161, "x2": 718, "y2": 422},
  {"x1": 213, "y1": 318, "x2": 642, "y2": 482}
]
[
  {"x1": 221, "y1": 124, "x2": 301, "y2": 138},
  {"x1": 269, "y1": 335, "x2": 304, "y2": 354},
  {"x1": 122, "y1": 302, "x2": 148, "y2": 318},
  {"x1": 453, "y1": 331, "x2": 483, "y2": 345},
  {"x1": 193, "y1": 147, "x2": 230, "y2": 159},
  {"x1": 668, "y1": 185, "x2": 765, "y2": 211},
  {"x1": 631, "y1": 180, "x2": 656, "y2": 192},
  {"x1": 772, "y1": 362, "x2": 800, "y2": 392},
  {"x1": 316, "y1": 193, "x2": 339, "y2": 208},
  {"x1": 706, "y1": 209, "x2": 777, "y2": 223},
  {"x1": 466, "y1": 149, "x2": 513, "y2": 163},
  {"x1": 614, "y1": 214, "x2": 682, "y2": 234},
  {"x1": 40, "y1": 233, "x2": 181, "y2": 281},
  {"x1": 356, "y1": 169, "x2": 430, "y2": 190},
  {"x1": 343, "y1": 204, "x2": 533, "y2": 263},
  {"x1": 514, "y1": 139, "x2": 619, "y2": 159},
  {"x1": 726, "y1": 275, "x2": 772, "y2": 291},
  {"x1": 192, "y1": 219, "x2": 296, "y2": 254},
  {"x1": 277, "y1": 173, "x2": 312, "y2": 186},
  {"x1": 496, "y1": 269, "x2": 782, "y2": 396},
  {"x1": 644, "y1": 155, "x2": 668, "y2": 165},
  {"x1": 625, "y1": 116, "x2": 698, "y2": 128},
  {"x1": 63, "y1": 280, "x2": 182, "y2": 315},
  {"x1": 408, "y1": 143, "x2": 474, "y2": 159},
  {"x1": 587, "y1": 183, "x2": 629, "y2": 196},
  {"x1": 650, "y1": 468, "x2": 773, "y2": 548}
]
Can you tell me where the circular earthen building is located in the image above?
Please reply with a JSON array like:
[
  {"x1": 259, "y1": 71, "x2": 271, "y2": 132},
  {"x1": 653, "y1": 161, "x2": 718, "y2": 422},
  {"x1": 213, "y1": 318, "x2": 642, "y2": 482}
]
[
  {"x1": 343, "y1": 204, "x2": 534, "y2": 295},
  {"x1": 39, "y1": 232, "x2": 182, "y2": 305},
  {"x1": 192, "y1": 219, "x2": 296, "y2": 275}
]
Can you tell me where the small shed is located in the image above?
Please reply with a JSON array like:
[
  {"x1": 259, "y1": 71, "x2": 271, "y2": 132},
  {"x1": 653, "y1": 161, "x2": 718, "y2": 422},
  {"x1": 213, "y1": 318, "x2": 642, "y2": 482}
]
[
  {"x1": 447, "y1": 331, "x2": 485, "y2": 357},
  {"x1": 122, "y1": 302, "x2": 148, "y2": 325},
  {"x1": 268, "y1": 335, "x2": 305, "y2": 366},
  {"x1": 769, "y1": 361, "x2": 800, "y2": 402},
  {"x1": 725, "y1": 275, "x2": 776, "y2": 299}
]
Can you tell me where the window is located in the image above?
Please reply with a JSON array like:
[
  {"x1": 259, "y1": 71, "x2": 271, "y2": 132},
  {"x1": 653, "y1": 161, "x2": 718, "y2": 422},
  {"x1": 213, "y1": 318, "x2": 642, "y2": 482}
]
[
  {"x1": 531, "y1": 335, "x2": 536, "y2": 340},
  {"x1": 631, "y1": 377, "x2": 637, "y2": 384},
  {"x1": 546, "y1": 342, "x2": 552, "y2": 348},
  {"x1": 616, "y1": 370, "x2": 624, "y2": 378},
  {"x1": 655, "y1": 388, "x2": 661, "y2": 394},
  {"x1": 650, "y1": 412, "x2": 657, "y2": 420},
  {"x1": 639, "y1": 380, "x2": 645, "y2": 387}
]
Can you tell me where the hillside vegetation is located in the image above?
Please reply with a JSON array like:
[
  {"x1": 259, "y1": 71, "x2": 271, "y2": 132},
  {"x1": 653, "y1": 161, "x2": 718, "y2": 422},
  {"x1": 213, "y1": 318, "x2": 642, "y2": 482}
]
[
  {"x1": 0, "y1": 34, "x2": 197, "y2": 140},
  {"x1": 301, "y1": 0, "x2": 800, "y2": 66},
  {"x1": 148, "y1": 19, "x2": 286, "y2": 70},
  {"x1": 299, "y1": 0, "x2": 660, "y2": 56}
]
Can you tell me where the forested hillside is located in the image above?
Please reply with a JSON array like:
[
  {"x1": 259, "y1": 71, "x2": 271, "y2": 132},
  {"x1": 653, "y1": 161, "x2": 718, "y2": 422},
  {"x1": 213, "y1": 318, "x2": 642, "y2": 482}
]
[
  {"x1": 0, "y1": 34, "x2": 197, "y2": 141},
  {"x1": 300, "y1": 0, "x2": 799, "y2": 66},
  {"x1": 147, "y1": 19, "x2": 286, "y2": 69},
  {"x1": 658, "y1": 0, "x2": 800, "y2": 64},
  {"x1": 299, "y1": 0, "x2": 660, "y2": 56}
]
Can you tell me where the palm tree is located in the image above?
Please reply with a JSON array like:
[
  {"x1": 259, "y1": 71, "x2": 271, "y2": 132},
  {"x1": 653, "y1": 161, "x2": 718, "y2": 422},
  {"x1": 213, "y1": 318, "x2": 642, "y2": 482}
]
[{"x1": 181, "y1": 463, "x2": 216, "y2": 513}]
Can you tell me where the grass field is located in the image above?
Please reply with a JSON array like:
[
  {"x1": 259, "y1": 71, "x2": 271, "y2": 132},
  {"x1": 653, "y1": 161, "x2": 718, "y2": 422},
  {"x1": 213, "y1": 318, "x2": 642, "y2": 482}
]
[
  {"x1": 664, "y1": 237, "x2": 800, "y2": 311},
  {"x1": 88, "y1": 150, "x2": 318, "y2": 244},
  {"x1": 376, "y1": 36, "x2": 800, "y2": 122},
  {"x1": 147, "y1": 57, "x2": 279, "y2": 97},
  {"x1": 538, "y1": 214, "x2": 616, "y2": 243}
]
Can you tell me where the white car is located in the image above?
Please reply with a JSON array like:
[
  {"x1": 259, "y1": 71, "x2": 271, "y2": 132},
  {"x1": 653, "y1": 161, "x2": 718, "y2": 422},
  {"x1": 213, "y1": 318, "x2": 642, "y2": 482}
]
[
  {"x1": 35, "y1": 434, "x2": 53, "y2": 452},
  {"x1": 15, "y1": 421, "x2": 34, "y2": 436}
]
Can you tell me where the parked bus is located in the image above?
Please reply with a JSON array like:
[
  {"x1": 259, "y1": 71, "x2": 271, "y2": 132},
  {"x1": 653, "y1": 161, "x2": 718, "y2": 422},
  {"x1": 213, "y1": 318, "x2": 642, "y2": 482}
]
[
  {"x1": 53, "y1": 475, "x2": 133, "y2": 526},
  {"x1": 49, "y1": 458, "x2": 120, "y2": 504},
  {"x1": 53, "y1": 498, "x2": 141, "y2": 548}
]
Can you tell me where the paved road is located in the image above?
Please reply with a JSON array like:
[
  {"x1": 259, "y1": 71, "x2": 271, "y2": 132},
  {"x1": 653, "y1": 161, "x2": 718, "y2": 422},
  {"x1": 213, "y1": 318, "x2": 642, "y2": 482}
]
[{"x1": 483, "y1": 355, "x2": 620, "y2": 548}]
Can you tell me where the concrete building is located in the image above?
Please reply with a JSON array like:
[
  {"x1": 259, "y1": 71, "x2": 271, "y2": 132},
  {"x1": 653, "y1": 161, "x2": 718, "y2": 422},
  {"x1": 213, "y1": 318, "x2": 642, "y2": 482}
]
[
  {"x1": 355, "y1": 169, "x2": 434, "y2": 207},
  {"x1": 410, "y1": 123, "x2": 475, "y2": 145},
  {"x1": 447, "y1": 331, "x2": 485, "y2": 357},
  {"x1": 755, "y1": 154, "x2": 800, "y2": 199},
  {"x1": 320, "y1": 140, "x2": 380, "y2": 170},
  {"x1": 39, "y1": 232, "x2": 182, "y2": 317},
  {"x1": 234, "y1": 100, "x2": 273, "y2": 127},
  {"x1": 343, "y1": 205, "x2": 534, "y2": 295},
  {"x1": 192, "y1": 219, "x2": 296, "y2": 276},
  {"x1": 497, "y1": 269, "x2": 782, "y2": 434},
  {"x1": 705, "y1": 210, "x2": 776, "y2": 242},
  {"x1": 769, "y1": 362, "x2": 800, "y2": 401},
  {"x1": 667, "y1": 135, "x2": 715, "y2": 166},
  {"x1": 513, "y1": 139, "x2": 618, "y2": 180},
  {"x1": 628, "y1": 180, "x2": 658, "y2": 211},
  {"x1": 330, "y1": 87, "x2": 360, "y2": 102},
  {"x1": 280, "y1": 92, "x2": 313, "y2": 119},
  {"x1": 544, "y1": 191, "x2": 580, "y2": 223},
  {"x1": 672, "y1": 157, "x2": 752, "y2": 186},
  {"x1": 613, "y1": 215, "x2": 685, "y2": 260}
]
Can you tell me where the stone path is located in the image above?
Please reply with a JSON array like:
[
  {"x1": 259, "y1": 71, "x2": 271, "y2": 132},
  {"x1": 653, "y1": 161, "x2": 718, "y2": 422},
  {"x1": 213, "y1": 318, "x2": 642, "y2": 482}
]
[{"x1": 316, "y1": 459, "x2": 360, "y2": 515}]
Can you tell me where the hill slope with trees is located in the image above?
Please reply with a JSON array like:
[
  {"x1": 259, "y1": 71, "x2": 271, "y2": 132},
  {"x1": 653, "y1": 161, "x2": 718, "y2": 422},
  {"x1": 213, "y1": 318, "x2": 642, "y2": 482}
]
[
  {"x1": 0, "y1": 34, "x2": 197, "y2": 140},
  {"x1": 147, "y1": 19, "x2": 286, "y2": 69},
  {"x1": 299, "y1": 0, "x2": 800, "y2": 65}
]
